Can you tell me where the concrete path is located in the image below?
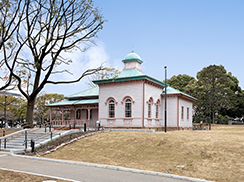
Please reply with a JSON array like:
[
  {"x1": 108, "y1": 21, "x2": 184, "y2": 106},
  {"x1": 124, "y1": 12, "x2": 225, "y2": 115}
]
[{"x1": 0, "y1": 152, "x2": 210, "y2": 182}]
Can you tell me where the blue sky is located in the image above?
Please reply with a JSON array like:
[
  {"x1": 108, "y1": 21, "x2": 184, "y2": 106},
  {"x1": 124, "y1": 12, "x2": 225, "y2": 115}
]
[{"x1": 43, "y1": 0, "x2": 244, "y2": 96}]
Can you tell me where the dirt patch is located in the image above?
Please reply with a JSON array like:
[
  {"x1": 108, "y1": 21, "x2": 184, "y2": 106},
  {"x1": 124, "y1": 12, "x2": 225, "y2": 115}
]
[
  {"x1": 43, "y1": 125, "x2": 244, "y2": 182},
  {"x1": 0, "y1": 169, "x2": 68, "y2": 182},
  {"x1": 0, "y1": 129, "x2": 20, "y2": 137}
]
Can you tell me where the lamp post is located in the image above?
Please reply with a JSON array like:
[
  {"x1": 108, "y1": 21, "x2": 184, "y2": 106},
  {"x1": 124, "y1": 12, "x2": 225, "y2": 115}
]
[
  {"x1": 164, "y1": 66, "x2": 167, "y2": 132},
  {"x1": 4, "y1": 96, "x2": 7, "y2": 129},
  {"x1": 209, "y1": 91, "x2": 211, "y2": 130}
]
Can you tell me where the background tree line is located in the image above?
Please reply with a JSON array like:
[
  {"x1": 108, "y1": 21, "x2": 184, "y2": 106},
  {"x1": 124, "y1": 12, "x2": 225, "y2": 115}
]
[
  {"x1": 167, "y1": 65, "x2": 244, "y2": 124},
  {"x1": 0, "y1": 93, "x2": 64, "y2": 127}
]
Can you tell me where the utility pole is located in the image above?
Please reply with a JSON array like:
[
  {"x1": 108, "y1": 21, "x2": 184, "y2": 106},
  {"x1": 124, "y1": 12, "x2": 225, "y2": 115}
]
[
  {"x1": 209, "y1": 91, "x2": 211, "y2": 130},
  {"x1": 164, "y1": 66, "x2": 167, "y2": 132},
  {"x1": 4, "y1": 96, "x2": 7, "y2": 128}
]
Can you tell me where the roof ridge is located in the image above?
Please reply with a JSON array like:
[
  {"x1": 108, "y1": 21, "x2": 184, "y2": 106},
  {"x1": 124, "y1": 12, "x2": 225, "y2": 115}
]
[
  {"x1": 66, "y1": 86, "x2": 99, "y2": 98},
  {"x1": 162, "y1": 86, "x2": 197, "y2": 100}
]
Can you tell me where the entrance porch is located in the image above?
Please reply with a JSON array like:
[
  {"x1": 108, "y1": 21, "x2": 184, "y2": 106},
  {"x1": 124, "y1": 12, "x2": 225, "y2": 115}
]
[{"x1": 50, "y1": 104, "x2": 98, "y2": 128}]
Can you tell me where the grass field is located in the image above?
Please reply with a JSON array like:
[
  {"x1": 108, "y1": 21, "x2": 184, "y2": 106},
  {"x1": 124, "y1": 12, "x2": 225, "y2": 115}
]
[{"x1": 43, "y1": 125, "x2": 244, "y2": 182}]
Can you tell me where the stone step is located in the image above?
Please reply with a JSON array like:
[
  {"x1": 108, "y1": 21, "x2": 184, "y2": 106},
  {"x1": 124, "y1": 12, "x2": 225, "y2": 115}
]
[{"x1": 0, "y1": 128, "x2": 65, "y2": 151}]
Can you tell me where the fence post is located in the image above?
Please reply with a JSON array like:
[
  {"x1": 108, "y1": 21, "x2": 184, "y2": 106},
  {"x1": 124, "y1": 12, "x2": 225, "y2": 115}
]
[
  {"x1": 25, "y1": 130, "x2": 27, "y2": 150},
  {"x1": 4, "y1": 138, "x2": 6, "y2": 149},
  {"x1": 84, "y1": 122, "x2": 86, "y2": 132},
  {"x1": 31, "y1": 139, "x2": 35, "y2": 153}
]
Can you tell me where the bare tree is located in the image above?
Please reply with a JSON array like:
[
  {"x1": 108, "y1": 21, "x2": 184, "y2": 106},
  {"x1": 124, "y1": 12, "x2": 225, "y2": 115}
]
[
  {"x1": 86, "y1": 67, "x2": 120, "y2": 88},
  {"x1": 0, "y1": 0, "x2": 27, "y2": 90},
  {"x1": 0, "y1": 0, "x2": 106, "y2": 127}
]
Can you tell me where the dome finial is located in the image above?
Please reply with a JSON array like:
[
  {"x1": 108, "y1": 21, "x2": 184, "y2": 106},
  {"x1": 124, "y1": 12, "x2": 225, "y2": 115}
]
[{"x1": 122, "y1": 50, "x2": 143, "y2": 64}]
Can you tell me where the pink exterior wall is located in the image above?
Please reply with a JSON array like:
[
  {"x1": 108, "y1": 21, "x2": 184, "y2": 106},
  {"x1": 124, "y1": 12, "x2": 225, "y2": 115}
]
[
  {"x1": 144, "y1": 83, "x2": 163, "y2": 127},
  {"x1": 71, "y1": 110, "x2": 75, "y2": 120},
  {"x1": 179, "y1": 98, "x2": 193, "y2": 127},
  {"x1": 97, "y1": 79, "x2": 193, "y2": 129},
  {"x1": 161, "y1": 96, "x2": 178, "y2": 127},
  {"x1": 99, "y1": 81, "x2": 143, "y2": 127},
  {"x1": 161, "y1": 95, "x2": 193, "y2": 128},
  {"x1": 80, "y1": 110, "x2": 86, "y2": 120},
  {"x1": 90, "y1": 108, "x2": 98, "y2": 126}
]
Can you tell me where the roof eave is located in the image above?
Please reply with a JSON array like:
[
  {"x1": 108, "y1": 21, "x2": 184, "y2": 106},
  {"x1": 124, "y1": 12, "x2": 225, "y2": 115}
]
[
  {"x1": 65, "y1": 95, "x2": 99, "y2": 99},
  {"x1": 161, "y1": 93, "x2": 197, "y2": 101},
  {"x1": 93, "y1": 75, "x2": 166, "y2": 87},
  {"x1": 122, "y1": 58, "x2": 143, "y2": 63}
]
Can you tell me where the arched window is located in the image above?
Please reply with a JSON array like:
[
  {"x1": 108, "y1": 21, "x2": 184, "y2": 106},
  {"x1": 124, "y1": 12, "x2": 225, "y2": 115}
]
[
  {"x1": 155, "y1": 101, "x2": 159, "y2": 119},
  {"x1": 125, "y1": 99, "x2": 132, "y2": 118},
  {"x1": 109, "y1": 100, "x2": 115, "y2": 118},
  {"x1": 76, "y1": 109, "x2": 81, "y2": 119},
  {"x1": 148, "y1": 100, "x2": 152, "y2": 118}
]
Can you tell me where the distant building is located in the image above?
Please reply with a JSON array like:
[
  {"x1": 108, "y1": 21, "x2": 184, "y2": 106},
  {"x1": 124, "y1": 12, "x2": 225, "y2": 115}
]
[
  {"x1": 0, "y1": 91, "x2": 21, "y2": 97},
  {"x1": 47, "y1": 51, "x2": 196, "y2": 130}
]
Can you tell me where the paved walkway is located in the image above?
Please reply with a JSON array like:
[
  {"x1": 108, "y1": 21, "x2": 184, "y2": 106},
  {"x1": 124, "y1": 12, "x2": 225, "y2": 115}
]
[{"x1": 0, "y1": 152, "x2": 210, "y2": 182}]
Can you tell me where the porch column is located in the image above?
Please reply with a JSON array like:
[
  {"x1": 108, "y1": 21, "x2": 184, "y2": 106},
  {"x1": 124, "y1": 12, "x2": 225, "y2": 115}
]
[
  {"x1": 74, "y1": 108, "x2": 76, "y2": 124},
  {"x1": 87, "y1": 108, "x2": 91, "y2": 120},
  {"x1": 62, "y1": 109, "x2": 64, "y2": 125}
]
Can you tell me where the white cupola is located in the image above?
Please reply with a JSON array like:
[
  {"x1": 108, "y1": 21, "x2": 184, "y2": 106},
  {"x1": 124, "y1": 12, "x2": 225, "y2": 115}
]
[{"x1": 122, "y1": 50, "x2": 143, "y2": 70}]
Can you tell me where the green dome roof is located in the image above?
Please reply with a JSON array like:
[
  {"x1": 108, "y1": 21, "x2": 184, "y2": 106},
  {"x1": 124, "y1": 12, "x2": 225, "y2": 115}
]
[{"x1": 122, "y1": 50, "x2": 143, "y2": 63}]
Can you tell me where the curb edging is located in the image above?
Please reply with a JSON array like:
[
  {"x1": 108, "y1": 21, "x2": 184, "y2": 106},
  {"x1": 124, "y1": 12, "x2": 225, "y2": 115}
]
[{"x1": 11, "y1": 154, "x2": 212, "y2": 182}]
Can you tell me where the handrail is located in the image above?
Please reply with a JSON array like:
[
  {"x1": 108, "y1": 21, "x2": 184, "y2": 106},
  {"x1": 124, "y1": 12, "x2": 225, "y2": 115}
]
[
  {"x1": 3, "y1": 128, "x2": 41, "y2": 142},
  {"x1": 0, "y1": 125, "x2": 75, "y2": 150},
  {"x1": 31, "y1": 125, "x2": 70, "y2": 142},
  {"x1": 0, "y1": 129, "x2": 27, "y2": 140}
]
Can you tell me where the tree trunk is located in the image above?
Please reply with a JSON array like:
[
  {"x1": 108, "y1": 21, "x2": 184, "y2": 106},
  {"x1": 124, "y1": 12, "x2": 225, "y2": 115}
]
[
  {"x1": 212, "y1": 111, "x2": 215, "y2": 124},
  {"x1": 26, "y1": 98, "x2": 36, "y2": 128}
]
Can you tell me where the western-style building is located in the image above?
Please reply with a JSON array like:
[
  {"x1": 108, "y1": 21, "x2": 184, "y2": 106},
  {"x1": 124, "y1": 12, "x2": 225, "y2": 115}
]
[{"x1": 47, "y1": 51, "x2": 196, "y2": 130}]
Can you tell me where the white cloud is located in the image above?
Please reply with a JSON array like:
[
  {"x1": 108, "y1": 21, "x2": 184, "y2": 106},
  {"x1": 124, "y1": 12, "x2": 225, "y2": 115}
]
[
  {"x1": 42, "y1": 40, "x2": 114, "y2": 94},
  {"x1": 113, "y1": 58, "x2": 124, "y2": 71},
  {"x1": 49, "y1": 40, "x2": 110, "y2": 82}
]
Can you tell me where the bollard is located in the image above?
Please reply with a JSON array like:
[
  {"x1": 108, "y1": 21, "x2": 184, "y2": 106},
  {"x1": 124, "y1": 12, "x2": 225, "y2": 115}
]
[
  {"x1": 49, "y1": 124, "x2": 51, "y2": 132},
  {"x1": 31, "y1": 139, "x2": 35, "y2": 153},
  {"x1": 69, "y1": 124, "x2": 71, "y2": 130},
  {"x1": 73, "y1": 123, "x2": 76, "y2": 129},
  {"x1": 84, "y1": 123, "x2": 86, "y2": 132},
  {"x1": 0, "y1": 139, "x2": 1, "y2": 151},
  {"x1": 3, "y1": 130, "x2": 5, "y2": 137},
  {"x1": 45, "y1": 125, "x2": 46, "y2": 133},
  {"x1": 25, "y1": 131, "x2": 27, "y2": 149},
  {"x1": 50, "y1": 131, "x2": 52, "y2": 141},
  {"x1": 4, "y1": 138, "x2": 6, "y2": 149}
]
